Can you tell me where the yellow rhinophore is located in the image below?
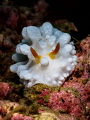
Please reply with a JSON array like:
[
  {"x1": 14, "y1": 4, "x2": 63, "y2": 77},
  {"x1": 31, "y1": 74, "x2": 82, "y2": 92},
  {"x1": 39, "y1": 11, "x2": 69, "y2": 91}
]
[
  {"x1": 30, "y1": 47, "x2": 42, "y2": 63},
  {"x1": 49, "y1": 43, "x2": 60, "y2": 59}
]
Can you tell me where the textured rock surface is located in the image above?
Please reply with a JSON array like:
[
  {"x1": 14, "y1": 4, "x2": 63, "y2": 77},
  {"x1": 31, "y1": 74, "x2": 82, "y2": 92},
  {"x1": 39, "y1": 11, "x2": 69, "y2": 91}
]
[{"x1": 0, "y1": 1, "x2": 90, "y2": 119}]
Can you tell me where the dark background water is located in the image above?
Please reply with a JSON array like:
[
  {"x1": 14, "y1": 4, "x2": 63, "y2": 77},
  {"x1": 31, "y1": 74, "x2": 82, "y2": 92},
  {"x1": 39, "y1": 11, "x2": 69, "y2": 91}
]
[{"x1": 0, "y1": 0, "x2": 90, "y2": 40}]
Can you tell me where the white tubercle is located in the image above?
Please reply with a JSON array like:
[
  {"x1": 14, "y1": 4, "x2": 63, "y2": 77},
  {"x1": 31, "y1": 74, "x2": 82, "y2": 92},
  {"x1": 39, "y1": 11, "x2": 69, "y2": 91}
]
[
  {"x1": 27, "y1": 26, "x2": 41, "y2": 42},
  {"x1": 22, "y1": 27, "x2": 29, "y2": 41},
  {"x1": 40, "y1": 22, "x2": 53, "y2": 37},
  {"x1": 71, "y1": 49, "x2": 76, "y2": 55},
  {"x1": 40, "y1": 57, "x2": 49, "y2": 67},
  {"x1": 53, "y1": 29, "x2": 63, "y2": 39},
  {"x1": 10, "y1": 22, "x2": 77, "y2": 87},
  {"x1": 19, "y1": 44, "x2": 30, "y2": 55},
  {"x1": 68, "y1": 58, "x2": 73, "y2": 62},
  {"x1": 58, "y1": 33, "x2": 71, "y2": 47}
]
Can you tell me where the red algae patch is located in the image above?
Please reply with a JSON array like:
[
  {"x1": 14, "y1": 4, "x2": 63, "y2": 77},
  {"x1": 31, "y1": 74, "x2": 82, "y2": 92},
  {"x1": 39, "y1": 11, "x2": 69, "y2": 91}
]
[
  {"x1": 0, "y1": 82, "x2": 10, "y2": 99},
  {"x1": 10, "y1": 113, "x2": 33, "y2": 120},
  {"x1": 48, "y1": 89, "x2": 84, "y2": 118}
]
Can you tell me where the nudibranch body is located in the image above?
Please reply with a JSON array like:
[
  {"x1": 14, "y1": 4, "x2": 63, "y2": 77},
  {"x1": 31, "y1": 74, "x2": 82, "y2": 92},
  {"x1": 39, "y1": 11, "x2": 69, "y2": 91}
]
[{"x1": 10, "y1": 22, "x2": 77, "y2": 87}]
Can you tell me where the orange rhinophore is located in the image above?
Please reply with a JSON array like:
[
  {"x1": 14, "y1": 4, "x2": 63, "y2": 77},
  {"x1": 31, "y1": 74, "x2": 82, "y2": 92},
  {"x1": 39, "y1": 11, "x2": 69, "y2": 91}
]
[
  {"x1": 49, "y1": 43, "x2": 60, "y2": 59},
  {"x1": 30, "y1": 47, "x2": 41, "y2": 63}
]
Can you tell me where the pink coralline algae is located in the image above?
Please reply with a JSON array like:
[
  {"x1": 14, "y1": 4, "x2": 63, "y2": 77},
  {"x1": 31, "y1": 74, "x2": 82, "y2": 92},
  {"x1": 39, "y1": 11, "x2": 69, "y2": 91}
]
[
  {"x1": 0, "y1": 100, "x2": 33, "y2": 120},
  {"x1": 10, "y1": 113, "x2": 33, "y2": 120},
  {"x1": 0, "y1": 82, "x2": 23, "y2": 102},
  {"x1": 0, "y1": 100, "x2": 19, "y2": 114},
  {"x1": 37, "y1": 37, "x2": 90, "y2": 119},
  {"x1": 64, "y1": 81, "x2": 90, "y2": 100},
  {"x1": 0, "y1": 36, "x2": 90, "y2": 119},
  {"x1": 0, "y1": 100, "x2": 19, "y2": 119},
  {"x1": 48, "y1": 90, "x2": 84, "y2": 118},
  {"x1": 0, "y1": 82, "x2": 10, "y2": 99},
  {"x1": 38, "y1": 89, "x2": 50, "y2": 105}
]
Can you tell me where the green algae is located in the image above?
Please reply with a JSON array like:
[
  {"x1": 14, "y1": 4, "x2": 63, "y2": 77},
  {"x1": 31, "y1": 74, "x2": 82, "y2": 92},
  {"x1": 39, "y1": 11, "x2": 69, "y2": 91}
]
[
  {"x1": 42, "y1": 94, "x2": 50, "y2": 103},
  {"x1": 82, "y1": 79, "x2": 89, "y2": 84},
  {"x1": 23, "y1": 84, "x2": 50, "y2": 102},
  {"x1": 58, "y1": 108, "x2": 68, "y2": 113},
  {"x1": 24, "y1": 83, "x2": 61, "y2": 95},
  {"x1": 50, "y1": 86, "x2": 61, "y2": 92},
  {"x1": 24, "y1": 84, "x2": 51, "y2": 94},
  {"x1": 9, "y1": 82, "x2": 24, "y2": 93},
  {"x1": 23, "y1": 83, "x2": 61, "y2": 103},
  {"x1": 53, "y1": 23, "x2": 71, "y2": 33},
  {"x1": 2, "y1": 105, "x2": 28, "y2": 120},
  {"x1": 2, "y1": 103, "x2": 40, "y2": 120},
  {"x1": 18, "y1": 102, "x2": 40, "y2": 115},
  {"x1": 6, "y1": 83, "x2": 24, "y2": 102},
  {"x1": 19, "y1": 98, "x2": 40, "y2": 114},
  {"x1": 74, "y1": 67, "x2": 84, "y2": 78},
  {"x1": 60, "y1": 87, "x2": 80, "y2": 98},
  {"x1": 85, "y1": 106, "x2": 90, "y2": 114},
  {"x1": 0, "y1": 83, "x2": 82, "y2": 120},
  {"x1": 0, "y1": 79, "x2": 81, "y2": 119},
  {"x1": 23, "y1": 83, "x2": 80, "y2": 107}
]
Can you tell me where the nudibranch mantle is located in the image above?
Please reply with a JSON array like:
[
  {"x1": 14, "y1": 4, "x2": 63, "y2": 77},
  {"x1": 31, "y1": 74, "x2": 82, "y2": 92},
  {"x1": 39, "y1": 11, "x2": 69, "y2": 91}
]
[{"x1": 10, "y1": 22, "x2": 77, "y2": 87}]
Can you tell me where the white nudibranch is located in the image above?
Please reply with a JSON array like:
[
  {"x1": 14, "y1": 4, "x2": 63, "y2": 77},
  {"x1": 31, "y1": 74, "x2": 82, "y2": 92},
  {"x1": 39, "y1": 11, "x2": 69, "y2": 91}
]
[{"x1": 10, "y1": 22, "x2": 77, "y2": 87}]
